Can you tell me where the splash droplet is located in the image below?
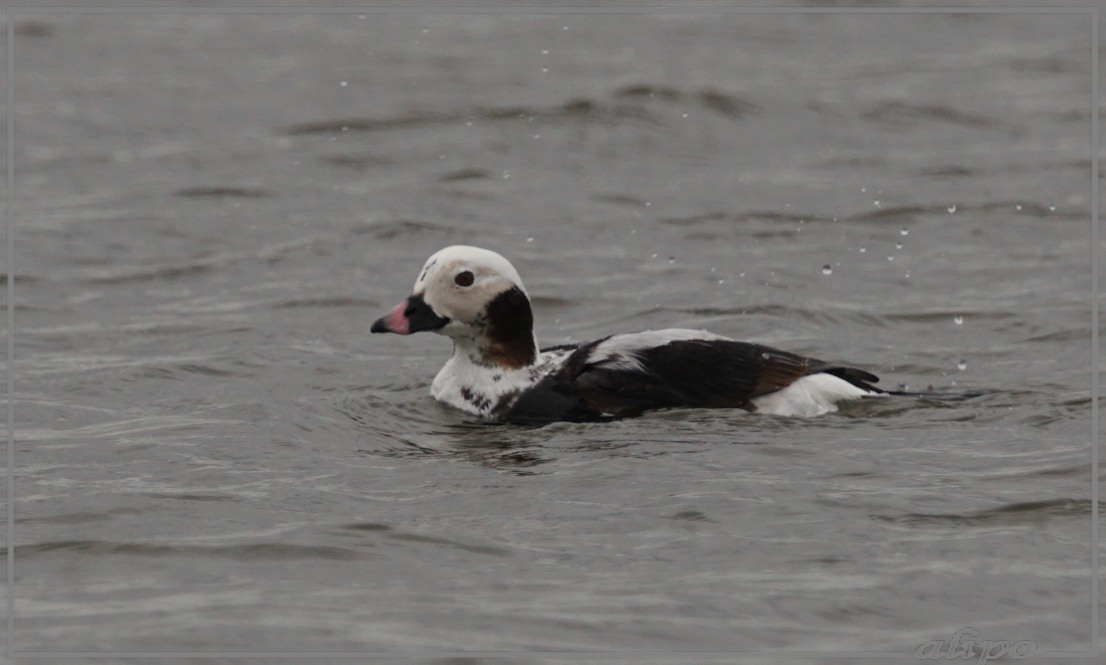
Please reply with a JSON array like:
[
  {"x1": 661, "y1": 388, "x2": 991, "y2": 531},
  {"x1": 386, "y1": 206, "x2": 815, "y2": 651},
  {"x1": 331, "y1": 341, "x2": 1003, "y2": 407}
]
[
  {"x1": 957, "y1": 360, "x2": 967, "y2": 371},
  {"x1": 822, "y1": 265, "x2": 833, "y2": 275},
  {"x1": 947, "y1": 205, "x2": 957, "y2": 213},
  {"x1": 900, "y1": 228, "x2": 909, "y2": 236},
  {"x1": 953, "y1": 315, "x2": 963, "y2": 325}
]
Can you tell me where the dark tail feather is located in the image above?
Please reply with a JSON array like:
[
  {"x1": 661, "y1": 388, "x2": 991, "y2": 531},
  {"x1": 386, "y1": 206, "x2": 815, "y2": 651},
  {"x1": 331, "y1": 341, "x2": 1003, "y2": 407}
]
[
  {"x1": 820, "y1": 366, "x2": 882, "y2": 392},
  {"x1": 819, "y1": 365, "x2": 982, "y2": 402}
]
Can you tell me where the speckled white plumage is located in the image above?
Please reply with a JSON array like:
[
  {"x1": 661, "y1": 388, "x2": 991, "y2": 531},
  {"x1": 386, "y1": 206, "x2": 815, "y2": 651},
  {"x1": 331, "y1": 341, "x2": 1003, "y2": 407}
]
[{"x1": 430, "y1": 345, "x2": 572, "y2": 418}]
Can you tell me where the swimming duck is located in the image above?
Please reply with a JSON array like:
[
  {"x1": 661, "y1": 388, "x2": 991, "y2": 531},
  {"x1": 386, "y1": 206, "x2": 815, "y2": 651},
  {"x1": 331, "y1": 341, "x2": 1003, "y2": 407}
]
[{"x1": 371, "y1": 245, "x2": 887, "y2": 424}]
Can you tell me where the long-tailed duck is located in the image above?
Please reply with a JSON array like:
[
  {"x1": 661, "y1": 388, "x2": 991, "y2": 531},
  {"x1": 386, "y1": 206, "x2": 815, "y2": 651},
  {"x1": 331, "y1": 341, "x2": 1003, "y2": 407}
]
[{"x1": 371, "y1": 245, "x2": 889, "y2": 424}]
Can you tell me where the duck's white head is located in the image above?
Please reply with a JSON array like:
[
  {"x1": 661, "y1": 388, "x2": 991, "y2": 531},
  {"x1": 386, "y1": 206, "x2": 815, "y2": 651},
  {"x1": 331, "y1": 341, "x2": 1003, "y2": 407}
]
[{"x1": 371, "y1": 245, "x2": 537, "y2": 368}]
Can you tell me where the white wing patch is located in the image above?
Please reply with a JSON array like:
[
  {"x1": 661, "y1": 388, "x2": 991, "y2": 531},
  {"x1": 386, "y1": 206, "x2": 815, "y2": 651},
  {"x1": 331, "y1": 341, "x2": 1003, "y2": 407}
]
[
  {"x1": 590, "y1": 328, "x2": 732, "y2": 372},
  {"x1": 750, "y1": 372, "x2": 882, "y2": 417}
]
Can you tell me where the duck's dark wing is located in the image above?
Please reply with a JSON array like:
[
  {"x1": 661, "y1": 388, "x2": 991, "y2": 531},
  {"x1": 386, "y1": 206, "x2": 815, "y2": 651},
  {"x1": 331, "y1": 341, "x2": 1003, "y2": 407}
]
[{"x1": 504, "y1": 338, "x2": 880, "y2": 425}]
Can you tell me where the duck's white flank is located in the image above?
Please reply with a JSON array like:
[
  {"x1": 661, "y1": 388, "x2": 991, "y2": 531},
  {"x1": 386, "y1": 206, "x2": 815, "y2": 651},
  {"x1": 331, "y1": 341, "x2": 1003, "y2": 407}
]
[{"x1": 750, "y1": 373, "x2": 880, "y2": 417}]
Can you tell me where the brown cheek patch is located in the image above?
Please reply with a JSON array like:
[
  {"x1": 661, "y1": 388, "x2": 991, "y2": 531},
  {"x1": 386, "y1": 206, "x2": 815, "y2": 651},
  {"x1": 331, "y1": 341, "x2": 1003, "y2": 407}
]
[{"x1": 480, "y1": 287, "x2": 536, "y2": 369}]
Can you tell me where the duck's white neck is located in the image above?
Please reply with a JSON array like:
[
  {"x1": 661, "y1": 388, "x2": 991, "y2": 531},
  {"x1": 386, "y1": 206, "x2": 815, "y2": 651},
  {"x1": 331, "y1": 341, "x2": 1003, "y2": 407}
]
[
  {"x1": 430, "y1": 337, "x2": 542, "y2": 418},
  {"x1": 450, "y1": 332, "x2": 540, "y2": 369},
  {"x1": 427, "y1": 284, "x2": 544, "y2": 418}
]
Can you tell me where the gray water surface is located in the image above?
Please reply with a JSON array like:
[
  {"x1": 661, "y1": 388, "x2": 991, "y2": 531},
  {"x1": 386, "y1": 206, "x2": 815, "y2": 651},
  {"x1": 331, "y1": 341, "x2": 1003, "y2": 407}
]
[{"x1": 9, "y1": 10, "x2": 1096, "y2": 659}]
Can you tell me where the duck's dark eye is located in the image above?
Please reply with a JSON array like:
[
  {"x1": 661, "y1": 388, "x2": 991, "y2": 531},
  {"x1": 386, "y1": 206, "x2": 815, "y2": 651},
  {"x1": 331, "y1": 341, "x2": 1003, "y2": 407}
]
[{"x1": 454, "y1": 270, "x2": 475, "y2": 287}]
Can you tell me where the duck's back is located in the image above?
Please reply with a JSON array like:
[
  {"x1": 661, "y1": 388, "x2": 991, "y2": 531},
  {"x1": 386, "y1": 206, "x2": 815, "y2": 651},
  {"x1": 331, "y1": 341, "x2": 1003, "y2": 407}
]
[{"x1": 505, "y1": 329, "x2": 882, "y2": 424}]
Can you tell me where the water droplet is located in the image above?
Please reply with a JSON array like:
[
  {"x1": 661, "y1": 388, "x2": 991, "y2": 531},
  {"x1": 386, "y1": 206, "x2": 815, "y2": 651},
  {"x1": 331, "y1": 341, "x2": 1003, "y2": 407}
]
[
  {"x1": 681, "y1": 112, "x2": 689, "y2": 118},
  {"x1": 533, "y1": 134, "x2": 541, "y2": 139},
  {"x1": 709, "y1": 267, "x2": 716, "y2": 273},
  {"x1": 541, "y1": 67, "x2": 549, "y2": 73},
  {"x1": 340, "y1": 80, "x2": 348, "y2": 87},
  {"x1": 858, "y1": 246, "x2": 867, "y2": 253},
  {"x1": 822, "y1": 265, "x2": 833, "y2": 275},
  {"x1": 947, "y1": 204, "x2": 956, "y2": 213},
  {"x1": 644, "y1": 202, "x2": 651, "y2": 207},
  {"x1": 1015, "y1": 204, "x2": 1022, "y2": 211},
  {"x1": 953, "y1": 315, "x2": 963, "y2": 325},
  {"x1": 421, "y1": 28, "x2": 429, "y2": 34},
  {"x1": 957, "y1": 360, "x2": 967, "y2": 371},
  {"x1": 541, "y1": 49, "x2": 549, "y2": 55},
  {"x1": 668, "y1": 257, "x2": 675, "y2": 264},
  {"x1": 502, "y1": 171, "x2": 511, "y2": 179},
  {"x1": 904, "y1": 271, "x2": 910, "y2": 279},
  {"x1": 1049, "y1": 205, "x2": 1056, "y2": 212},
  {"x1": 895, "y1": 242, "x2": 903, "y2": 250},
  {"x1": 738, "y1": 272, "x2": 746, "y2": 278},
  {"x1": 761, "y1": 352, "x2": 771, "y2": 360},
  {"x1": 718, "y1": 279, "x2": 725, "y2": 285},
  {"x1": 887, "y1": 255, "x2": 894, "y2": 262},
  {"x1": 900, "y1": 228, "x2": 909, "y2": 236},
  {"x1": 340, "y1": 126, "x2": 349, "y2": 132},
  {"x1": 861, "y1": 187, "x2": 867, "y2": 193},
  {"x1": 526, "y1": 237, "x2": 534, "y2": 243},
  {"x1": 358, "y1": 14, "x2": 367, "y2": 19},
  {"x1": 650, "y1": 253, "x2": 658, "y2": 259},
  {"x1": 873, "y1": 200, "x2": 881, "y2": 207}
]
